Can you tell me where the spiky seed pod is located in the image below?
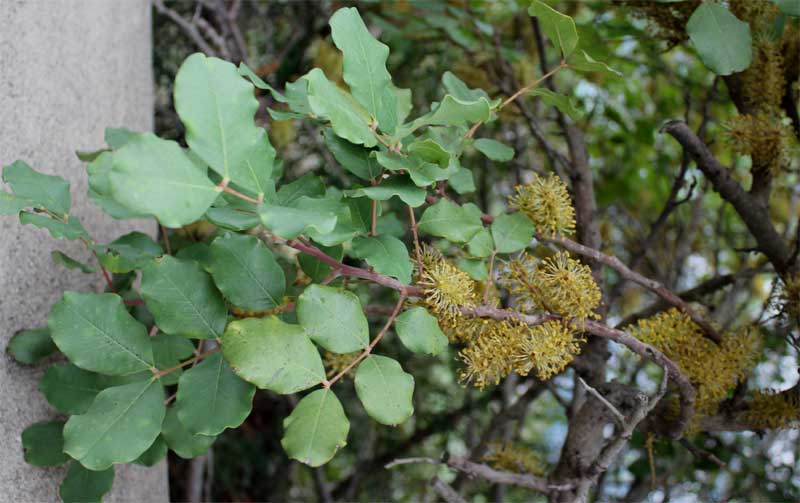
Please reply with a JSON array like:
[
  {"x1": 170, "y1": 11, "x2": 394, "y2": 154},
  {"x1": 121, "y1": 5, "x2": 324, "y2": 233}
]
[
  {"x1": 724, "y1": 113, "x2": 793, "y2": 174},
  {"x1": 509, "y1": 174, "x2": 576, "y2": 237},
  {"x1": 418, "y1": 245, "x2": 477, "y2": 316},
  {"x1": 629, "y1": 309, "x2": 762, "y2": 416},
  {"x1": 484, "y1": 442, "x2": 547, "y2": 476},
  {"x1": 512, "y1": 320, "x2": 584, "y2": 381},
  {"x1": 741, "y1": 389, "x2": 800, "y2": 429},
  {"x1": 322, "y1": 351, "x2": 360, "y2": 379},
  {"x1": 505, "y1": 252, "x2": 601, "y2": 324}
]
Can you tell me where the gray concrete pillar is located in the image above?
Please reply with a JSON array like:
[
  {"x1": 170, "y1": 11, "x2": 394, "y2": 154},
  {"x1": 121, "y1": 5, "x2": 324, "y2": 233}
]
[{"x1": 0, "y1": 1, "x2": 169, "y2": 501}]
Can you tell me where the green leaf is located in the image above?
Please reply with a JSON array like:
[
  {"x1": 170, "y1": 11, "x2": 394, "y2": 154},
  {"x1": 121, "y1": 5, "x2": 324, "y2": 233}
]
[
  {"x1": 686, "y1": 3, "x2": 752, "y2": 76},
  {"x1": 330, "y1": 6, "x2": 397, "y2": 132},
  {"x1": 448, "y1": 167, "x2": 476, "y2": 195},
  {"x1": 162, "y1": 407, "x2": 216, "y2": 459},
  {"x1": 177, "y1": 351, "x2": 255, "y2": 435},
  {"x1": 210, "y1": 233, "x2": 285, "y2": 311},
  {"x1": 7, "y1": 328, "x2": 57, "y2": 364},
  {"x1": 152, "y1": 333, "x2": 195, "y2": 386},
  {"x1": 374, "y1": 151, "x2": 455, "y2": 187},
  {"x1": 297, "y1": 284, "x2": 369, "y2": 353},
  {"x1": 258, "y1": 203, "x2": 338, "y2": 239},
  {"x1": 237, "y1": 130, "x2": 277, "y2": 197},
  {"x1": 59, "y1": 463, "x2": 114, "y2": 503},
  {"x1": 0, "y1": 190, "x2": 31, "y2": 215},
  {"x1": 95, "y1": 231, "x2": 163, "y2": 273},
  {"x1": 530, "y1": 88, "x2": 582, "y2": 120},
  {"x1": 442, "y1": 71, "x2": 498, "y2": 106},
  {"x1": 39, "y1": 363, "x2": 113, "y2": 414},
  {"x1": 567, "y1": 50, "x2": 622, "y2": 78},
  {"x1": 457, "y1": 257, "x2": 488, "y2": 281},
  {"x1": 351, "y1": 235, "x2": 412, "y2": 284},
  {"x1": 281, "y1": 389, "x2": 349, "y2": 467},
  {"x1": 22, "y1": 420, "x2": 69, "y2": 467},
  {"x1": 276, "y1": 173, "x2": 325, "y2": 206},
  {"x1": 407, "y1": 138, "x2": 451, "y2": 167},
  {"x1": 174, "y1": 53, "x2": 263, "y2": 184},
  {"x1": 354, "y1": 355, "x2": 414, "y2": 425},
  {"x1": 2, "y1": 160, "x2": 71, "y2": 216},
  {"x1": 418, "y1": 199, "x2": 484, "y2": 243},
  {"x1": 772, "y1": 0, "x2": 800, "y2": 16},
  {"x1": 394, "y1": 307, "x2": 448, "y2": 356},
  {"x1": 176, "y1": 242, "x2": 213, "y2": 271},
  {"x1": 52, "y1": 251, "x2": 96, "y2": 273},
  {"x1": 299, "y1": 244, "x2": 343, "y2": 283},
  {"x1": 19, "y1": 212, "x2": 89, "y2": 241},
  {"x1": 528, "y1": 0, "x2": 579, "y2": 58},
  {"x1": 105, "y1": 127, "x2": 138, "y2": 149},
  {"x1": 48, "y1": 292, "x2": 154, "y2": 375},
  {"x1": 141, "y1": 255, "x2": 228, "y2": 339},
  {"x1": 294, "y1": 196, "x2": 359, "y2": 246},
  {"x1": 64, "y1": 378, "x2": 165, "y2": 470},
  {"x1": 395, "y1": 95, "x2": 492, "y2": 139},
  {"x1": 222, "y1": 316, "x2": 326, "y2": 393},
  {"x1": 134, "y1": 436, "x2": 167, "y2": 467},
  {"x1": 206, "y1": 204, "x2": 261, "y2": 232},
  {"x1": 109, "y1": 133, "x2": 220, "y2": 227},
  {"x1": 303, "y1": 68, "x2": 377, "y2": 147},
  {"x1": 324, "y1": 129, "x2": 381, "y2": 180},
  {"x1": 474, "y1": 138, "x2": 514, "y2": 162},
  {"x1": 345, "y1": 176, "x2": 427, "y2": 207},
  {"x1": 467, "y1": 228, "x2": 494, "y2": 257},
  {"x1": 86, "y1": 152, "x2": 148, "y2": 220},
  {"x1": 491, "y1": 213, "x2": 535, "y2": 253}
]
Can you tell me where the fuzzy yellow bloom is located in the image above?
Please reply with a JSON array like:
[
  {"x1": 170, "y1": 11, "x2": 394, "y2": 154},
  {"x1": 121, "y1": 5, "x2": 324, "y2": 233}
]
[
  {"x1": 506, "y1": 252, "x2": 601, "y2": 324},
  {"x1": 509, "y1": 174, "x2": 575, "y2": 237},
  {"x1": 741, "y1": 389, "x2": 800, "y2": 429},
  {"x1": 629, "y1": 309, "x2": 761, "y2": 416},
  {"x1": 513, "y1": 320, "x2": 584, "y2": 381},
  {"x1": 484, "y1": 442, "x2": 546, "y2": 476},
  {"x1": 418, "y1": 245, "x2": 477, "y2": 316}
]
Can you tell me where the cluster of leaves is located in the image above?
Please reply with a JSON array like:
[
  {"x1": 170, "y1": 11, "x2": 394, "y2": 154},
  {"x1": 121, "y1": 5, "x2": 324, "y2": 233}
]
[{"x1": 0, "y1": 2, "x2": 626, "y2": 500}]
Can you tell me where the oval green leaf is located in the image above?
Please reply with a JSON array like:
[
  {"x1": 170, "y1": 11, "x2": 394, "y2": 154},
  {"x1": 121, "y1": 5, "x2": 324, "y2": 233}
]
[
  {"x1": 297, "y1": 284, "x2": 369, "y2": 353},
  {"x1": 394, "y1": 307, "x2": 448, "y2": 356},
  {"x1": 210, "y1": 233, "x2": 285, "y2": 311},
  {"x1": 281, "y1": 389, "x2": 349, "y2": 467},
  {"x1": 354, "y1": 355, "x2": 415, "y2": 425}
]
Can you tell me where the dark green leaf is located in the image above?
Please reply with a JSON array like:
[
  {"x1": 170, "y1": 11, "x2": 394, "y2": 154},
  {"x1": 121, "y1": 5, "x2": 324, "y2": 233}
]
[
  {"x1": 134, "y1": 436, "x2": 167, "y2": 467},
  {"x1": 162, "y1": 407, "x2": 216, "y2": 459},
  {"x1": 351, "y1": 235, "x2": 412, "y2": 285},
  {"x1": 394, "y1": 307, "x2": 448, "y2": 356},
  {"x1": 346, "y1": 176, "x2": 427, "y2": 207},
  {"x1": 19, "y1": 212, "x2": 89, "y2": 241},
  {"x1": 299, "y1": 244, "x2": 344, "y2": 283},
  {"x1": 39, "y1": 363, "x2": 113, "y2": 415},
  {"x1": 222, "y1": 316, "x2": 325, "y2": 393},
  {"x1": 354, "y1": 355, "x2": 414, "y2": 425},
  {"x1": 64, "y1": 378, "x2": 165, "y2": 470},
  {"x1": 324, "y1": 129, "x2": 381, "y2": 180},
  {"x1": 7, "y1": 328, "x2": 56, "y2": 364},
  {"x1": 141, "y1": 256, "x2": 228, "y2": 339},
  {"x1": 418, "y1": 199, "x2": 484, "y2": 243},
  {"x1": 2, "y1": 160, "x2": 70, "y2": 216},
  {"x1": 491, "y1": 212, "x2": 534, "y2": 253},
  {"x1": 303, "y1": 68, "x2": 377, "y2": 147},
  {"x1": 528, "y1": 0, "x2": 579, "y2": 58},
  {"x1": 686, "y1": 3, "x2": 752, "y2": 75},
  {"x1": 59, "y1": 463, "x2": 114, "y2": 503},
  {"x1": 22, "y1": 420, "x2": 69, "y2": 467},
  {"x1": 177, "y1": 351, "x2": 255, "y2": 435},
  {"x1": 152, "y1": 333, "x2": 196, "y2": 386},
  {"x1": 281, "y1": 389, "x2": 349, "y2": 467},
  {"x1": 474, "y1": 139, "x2": 514, "y2": 162},
  {"x1": 52, "y1": 251, "x2": 96, "y2": 273},
  {"x1": 297, "y1": 284, "x2": 369, "y2": 353},
  {"x1": 210, "y1": 233, "x2": 285, "y2": 311},
  {"x1": 48, "y1": 292, "x2": 154, "y2": 375}
]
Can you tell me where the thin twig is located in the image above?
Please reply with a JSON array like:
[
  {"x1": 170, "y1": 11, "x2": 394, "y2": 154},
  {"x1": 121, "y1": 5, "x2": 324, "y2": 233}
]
[
  {"x1": 407, "y1": 205, "x2": 424, "y2": 277},
  {"x1": 578, "y1": 377, "x2": 626, "y2": 426}
]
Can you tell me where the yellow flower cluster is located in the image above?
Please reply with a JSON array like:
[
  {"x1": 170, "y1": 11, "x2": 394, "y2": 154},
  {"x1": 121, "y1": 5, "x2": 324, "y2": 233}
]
[
  {"x1": 506, "y1": 252, "x2": 601, "y2": 324},
  {"x1": 741, "y1": 389, "x2": 800, "y2": 430},
  {"x1": 484, "y1": 442, "x2": 546, "y2": 476},
  {"x1": 629, "y1": 309, "x2": 762, "y2": 416},
  {"x1": 457, "y1": 318, "x2": 582, "y2": 388},
  {"x1": 509, "y1": 174, "x2": 575, "y2": 237},
  {"x1": 418, "y1": 245, "x2": 477, "y2": 317},
  {"x1": 322, "y1": 351, "x2": 360, "y2": 379},
  {"x1": 724, "y1": 114, "x2": 793, "y2": 174}
]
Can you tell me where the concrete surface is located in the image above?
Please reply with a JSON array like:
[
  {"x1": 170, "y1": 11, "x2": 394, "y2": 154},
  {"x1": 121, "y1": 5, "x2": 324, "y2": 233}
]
[{"x1": 0, "y1": 1, "x2": 169, "y2": 501}]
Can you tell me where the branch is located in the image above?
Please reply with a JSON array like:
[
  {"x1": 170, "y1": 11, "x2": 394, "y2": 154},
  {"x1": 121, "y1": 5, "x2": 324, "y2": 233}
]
[
  {"x1": 431, "y1": 477, "x2": 467, "y2": 503},
  {"x1": 152, "y1": 0, "x2": 217, "y2": 57},
  {"x1": 543, "y1": 233, "x2": 722, "y2": 343},
  {"x1": 386, "y1": 457, "x2": 573, "y2": 494},
  {"x1": 661, "y1": 120, "x2": 792, "y2": 275}
]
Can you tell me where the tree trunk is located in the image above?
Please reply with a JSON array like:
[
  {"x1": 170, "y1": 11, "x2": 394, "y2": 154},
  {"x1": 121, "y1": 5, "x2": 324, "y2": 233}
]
[{"x1": 0, "y1": 1, "x2": 168, "y2": 500}]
